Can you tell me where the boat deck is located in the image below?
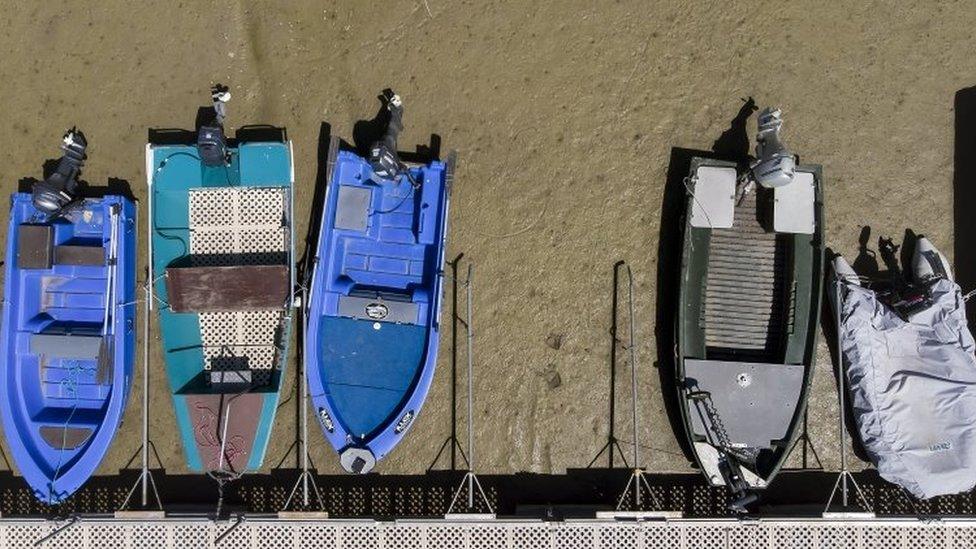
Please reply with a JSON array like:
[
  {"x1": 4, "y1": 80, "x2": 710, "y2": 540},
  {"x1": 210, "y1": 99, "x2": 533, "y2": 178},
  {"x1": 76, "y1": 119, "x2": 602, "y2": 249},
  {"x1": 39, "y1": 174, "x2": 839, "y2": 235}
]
[
  {"x1": 319, "y1": 317, "x2": 427, "y2": 437},
  {"x1": 704, "y1": 189, "x2": 788, "y2": 362},
  {"x1": 188, "y1": 186, "x2": 290, "y2": 386}
]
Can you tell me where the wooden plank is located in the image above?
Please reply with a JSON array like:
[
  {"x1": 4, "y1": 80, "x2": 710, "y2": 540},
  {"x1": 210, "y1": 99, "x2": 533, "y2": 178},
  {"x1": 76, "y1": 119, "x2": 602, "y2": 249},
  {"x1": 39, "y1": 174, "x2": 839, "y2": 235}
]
[
  {"x1": 165, "y1": 264, "x2": 289, "y2": 313},
  {"x1": 54, "y1": 245, "x2": 105, "y2": 266},
  {"x1": 17, "y1": 225, "x2": 52, "y2": 269}
]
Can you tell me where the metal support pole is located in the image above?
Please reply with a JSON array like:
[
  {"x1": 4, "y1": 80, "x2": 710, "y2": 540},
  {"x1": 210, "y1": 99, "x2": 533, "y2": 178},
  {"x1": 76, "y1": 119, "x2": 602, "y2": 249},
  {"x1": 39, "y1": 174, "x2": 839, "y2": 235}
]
[
  {"x1": 837, "y1": 280, "x2": 847, "y2": 507},
  {"x1": 119, "y1": 280, "x2": 163, "y2": 513},
  {"x1": 282, "y1": 284, "x2": 325, "y2": 513},
  {"x1": 447, "y1": 262, "x2": 493, "y2": 516},
  {"x1": 141, "y1": 281, "x2": 149, "y2": 506},
  {"x1": 628, "y1": 265, "x2": 639, "y2": 473},
  {"x1": 465, "y1": 263, "x2": 475, "y2": 509},
  {"x1": 428, "y1": 255, "x2": 469, "y2": 472},
  {"x1": 119, "y1": 203, "x2": 163, "y2": 514},
  {"x1": 615, "y1": 264, "x2": 663, "y2": 511},
  {"x1": 144, "y1": 158, "x2": 154, "y2": 508},
  {"x1": 587, "y1": 261, "x2": 629, "y2": 469},
  {"x1": 824, "y1": 277, "x2": 871, "y2": 515}
]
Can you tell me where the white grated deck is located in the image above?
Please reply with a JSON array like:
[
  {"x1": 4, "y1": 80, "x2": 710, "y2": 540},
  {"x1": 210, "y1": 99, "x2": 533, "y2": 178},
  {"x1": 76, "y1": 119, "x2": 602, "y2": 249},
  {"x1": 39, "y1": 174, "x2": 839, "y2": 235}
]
[
  {"x1": 4, "y1": 517, "x2": 975, "y2": 549},
  {"x1": 188, "y1": 187, "x2": 290, "y2": 384}
]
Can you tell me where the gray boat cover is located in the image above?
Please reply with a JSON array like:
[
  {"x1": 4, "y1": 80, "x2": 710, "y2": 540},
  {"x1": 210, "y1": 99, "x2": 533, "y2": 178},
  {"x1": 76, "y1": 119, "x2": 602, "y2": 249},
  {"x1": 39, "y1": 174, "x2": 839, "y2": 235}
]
[{"x1": 839, "y1": 278, "x2": 976, "y2": 499}]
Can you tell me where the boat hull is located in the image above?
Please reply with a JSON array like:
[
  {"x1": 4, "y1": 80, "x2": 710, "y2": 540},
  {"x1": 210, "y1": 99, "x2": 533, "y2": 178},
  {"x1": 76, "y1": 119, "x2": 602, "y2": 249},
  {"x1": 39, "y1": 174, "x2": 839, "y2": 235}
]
[
  {"x1": 675, "y1": 157, "x2": 824, "y2": 490},
  {"x1": 0, "y1": 194, "x2": 136, "y2": 503},
  {"x1": 147, "y1": 139, "x2": 294, "y2": 473},
  {"x1": 306, "y1": 139, "x2": 453, "y2": 473}
]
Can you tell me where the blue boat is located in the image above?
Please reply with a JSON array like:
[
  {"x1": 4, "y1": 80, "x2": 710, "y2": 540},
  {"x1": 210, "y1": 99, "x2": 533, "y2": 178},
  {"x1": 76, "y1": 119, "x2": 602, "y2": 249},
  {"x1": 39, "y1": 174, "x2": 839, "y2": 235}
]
[
  {"x1": 306, "y1": 92, "x2": 453, "y2": 473},
  {"x1": 148, "y1": 88, "x2": 294, "y2": 474},
  {"x1": 0, "y1": 131, "x2": 136, "y2": 504}
]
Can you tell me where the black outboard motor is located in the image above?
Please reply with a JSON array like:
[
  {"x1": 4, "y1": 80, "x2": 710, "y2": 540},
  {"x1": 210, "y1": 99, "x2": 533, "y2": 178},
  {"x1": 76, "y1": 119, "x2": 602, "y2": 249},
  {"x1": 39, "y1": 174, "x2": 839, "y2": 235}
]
[
  {"x1": 198, "y1": 85, "x2": 231, "y2": 167},
  {"x1": 32, "y1": 129, "x2": 87, "y2": 218},
  {"x1": 368, "y1": 90, "x2": 410, "y2": 182},
  {"x1": 718, "y1": 456, "x2": 760, "y2": 513}
]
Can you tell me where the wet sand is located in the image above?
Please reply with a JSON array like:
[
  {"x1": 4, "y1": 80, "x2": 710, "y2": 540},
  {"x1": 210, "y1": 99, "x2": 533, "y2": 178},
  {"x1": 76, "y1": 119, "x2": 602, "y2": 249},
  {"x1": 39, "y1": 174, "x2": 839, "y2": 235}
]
[{"x1": 0, "y1": 0, "x2": 974, "y2": 503}]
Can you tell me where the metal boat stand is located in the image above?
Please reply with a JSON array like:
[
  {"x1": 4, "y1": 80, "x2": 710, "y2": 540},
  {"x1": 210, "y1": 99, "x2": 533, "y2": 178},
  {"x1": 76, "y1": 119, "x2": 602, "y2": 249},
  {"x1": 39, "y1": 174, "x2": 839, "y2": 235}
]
[
  {"x1": 823, "y1": 278, "x2": 873, "y2": 518},
  {"x1": 280, "y1": 283, "x2": 327, "y2": 516},
  {"x1": 611, "y1": 264, "x2": 666, "y2": 514},
  {"x1": 429, "y1": 253, "x2": 470, "y2": 472},
  {"x1": 118, "y1": 275, "x2": 164, "y2": 515},
  {"x1": 587, "y1": 261, "x2": 631, "y2": 470},
  {"x1": 445, "y1": 263, "x2": 494, "y2": 518},
  {"x1": 783, "y1": 411, "x2": 824, "y2": 471}
]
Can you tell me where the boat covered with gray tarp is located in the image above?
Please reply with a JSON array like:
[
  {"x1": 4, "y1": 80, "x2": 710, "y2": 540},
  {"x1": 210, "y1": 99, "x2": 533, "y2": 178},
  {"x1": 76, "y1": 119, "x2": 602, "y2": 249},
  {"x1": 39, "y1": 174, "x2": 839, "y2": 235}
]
[{"x1": 832, "y1": 238, "x2": 976, "y2": 499}]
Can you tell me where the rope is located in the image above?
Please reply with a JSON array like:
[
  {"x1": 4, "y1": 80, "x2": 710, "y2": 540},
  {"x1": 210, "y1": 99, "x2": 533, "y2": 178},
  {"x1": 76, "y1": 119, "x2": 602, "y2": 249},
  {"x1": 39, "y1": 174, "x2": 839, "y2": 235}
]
[
  {"x1": 49, "y1": 360, "x2": 91, "y2": 502},
  {"x1": 682, "y1": 175, "x2": 715, "y2": 230},
  {"x1": 473, "y1": 197, "x2": 549, "y2": 239},
  {"x1": 372, "y1": 173, "x2": 419, "y2": 215},
  {"x1": 964, "y1": 288, "x2": 976, "y2": 302},
  {"x1": 49, "y1": 205, "x2": 118, "y2": 502}
]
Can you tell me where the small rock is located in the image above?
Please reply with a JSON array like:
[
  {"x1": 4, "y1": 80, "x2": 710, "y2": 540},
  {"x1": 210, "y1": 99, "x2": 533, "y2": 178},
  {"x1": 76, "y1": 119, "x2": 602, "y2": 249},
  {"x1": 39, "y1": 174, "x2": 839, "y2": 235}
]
[
  {"x1": 545, "y1": 369, "x2": 562, "y2": 389},
  {"x1": 545, "y1": 333, "x2": 563, "y2": 350}
]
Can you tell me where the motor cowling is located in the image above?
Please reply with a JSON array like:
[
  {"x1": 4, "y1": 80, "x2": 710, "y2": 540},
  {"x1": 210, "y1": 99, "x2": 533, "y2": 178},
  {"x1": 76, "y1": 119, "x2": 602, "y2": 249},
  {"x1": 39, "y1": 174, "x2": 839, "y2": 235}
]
[{"x1": 751, "y1": 108, "x2": 796, "y2": 189}]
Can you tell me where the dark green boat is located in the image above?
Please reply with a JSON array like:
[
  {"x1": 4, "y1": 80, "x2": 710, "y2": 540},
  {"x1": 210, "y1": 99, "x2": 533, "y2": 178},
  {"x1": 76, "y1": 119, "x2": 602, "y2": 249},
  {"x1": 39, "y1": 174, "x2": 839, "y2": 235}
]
[{"x1": 675, "y1": 142, "x2": 824, "y2": 508}]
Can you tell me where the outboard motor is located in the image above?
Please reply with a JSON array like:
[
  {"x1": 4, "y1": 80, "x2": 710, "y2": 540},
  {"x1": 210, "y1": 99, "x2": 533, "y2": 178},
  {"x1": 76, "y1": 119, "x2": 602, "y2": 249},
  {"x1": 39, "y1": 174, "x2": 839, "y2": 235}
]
[
  {"x1": 718, "y1": 457, "x2": 759, "y2": 513},
  {"x1": 31, "y1": 129, "x2": 87, "y2": 218},
  {"x1": 198, "y1": 85, "x2": 231, "y2": 167},
  {"x1": 878, "y1": 237, "x2": 934, "y2": 320},
  {"x1": 913, "y1": 236, "x2": 953, "y2": 284},
  {"x1": 368, "y1": 90, "x2": 408, "y2": 182},
  {"x1": 751, "y1": 107, "x2": 796, "y2": 189}
]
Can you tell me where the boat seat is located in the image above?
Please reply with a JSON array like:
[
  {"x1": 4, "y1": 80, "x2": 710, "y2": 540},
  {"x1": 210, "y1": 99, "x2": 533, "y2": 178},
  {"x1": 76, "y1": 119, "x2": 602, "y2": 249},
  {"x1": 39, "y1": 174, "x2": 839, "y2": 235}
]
[
  {"x1": 334, "y1": 185, "x2": 372, "y2": 232},
  {"x1": 30, "y1": 334, "x2": 103, "y2": 361},
  {"x1": 773, "y1": 171, "x2": 815, "y2": 234},
  {"x1": 39, "y1": 425, "x2": 92, "y2": 450},
  {"x1": 690, "y1": 166, "x2": 736, "y2": 229},
  {"x1": 53, "y1": 245, "x2": 105, "y2": 266},
  {"x1": 165, "y1": 264, "x2": 289, "y2": 312},
  {"x1": 30, "y1": 333, "x2": 112, "y2": 384},
  {"x1": 338, "y1": 294, "x2": 419, "y2": 324},
  {"x1": 17, "y1": 225, "x2": 53, "y2": 269}
]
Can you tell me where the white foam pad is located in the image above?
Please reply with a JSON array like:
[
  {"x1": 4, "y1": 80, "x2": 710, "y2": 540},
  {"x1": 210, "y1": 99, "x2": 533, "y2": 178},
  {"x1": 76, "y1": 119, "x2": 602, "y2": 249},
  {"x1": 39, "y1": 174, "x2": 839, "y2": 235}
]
[
  {"x1": 773, "y1": 171, "x2": 816, "y2": 234},
  {"x1": 690, "y1": 166, "x2": 736, "y2": 229}
]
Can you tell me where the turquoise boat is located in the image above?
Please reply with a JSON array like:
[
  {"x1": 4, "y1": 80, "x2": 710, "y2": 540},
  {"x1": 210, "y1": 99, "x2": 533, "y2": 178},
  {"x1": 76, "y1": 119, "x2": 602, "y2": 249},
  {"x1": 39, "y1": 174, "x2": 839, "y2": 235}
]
[{"x1": 147, "y1": 90, "x2": 294, "y2": 474}]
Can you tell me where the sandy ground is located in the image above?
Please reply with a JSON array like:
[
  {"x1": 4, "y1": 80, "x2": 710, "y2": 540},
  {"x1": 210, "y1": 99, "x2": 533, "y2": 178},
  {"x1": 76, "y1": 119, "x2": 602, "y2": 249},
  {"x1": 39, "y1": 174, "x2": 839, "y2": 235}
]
[{"x1": 0, "y1": 0, "x2": 973, "y2": 491}]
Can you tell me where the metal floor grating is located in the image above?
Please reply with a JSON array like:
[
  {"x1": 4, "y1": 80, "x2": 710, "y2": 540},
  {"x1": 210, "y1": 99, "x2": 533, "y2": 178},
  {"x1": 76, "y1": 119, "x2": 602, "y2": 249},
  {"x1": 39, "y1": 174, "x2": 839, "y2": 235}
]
[
  {"x1": 3, "y1": 518, "x2": 974, "y2": 549},
  {"x1": 703, "y1": 189, "x2": 787, "y2": 360},
  {"x1": 188, "y1": 187, "x2": 290, "y2": 383}
]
